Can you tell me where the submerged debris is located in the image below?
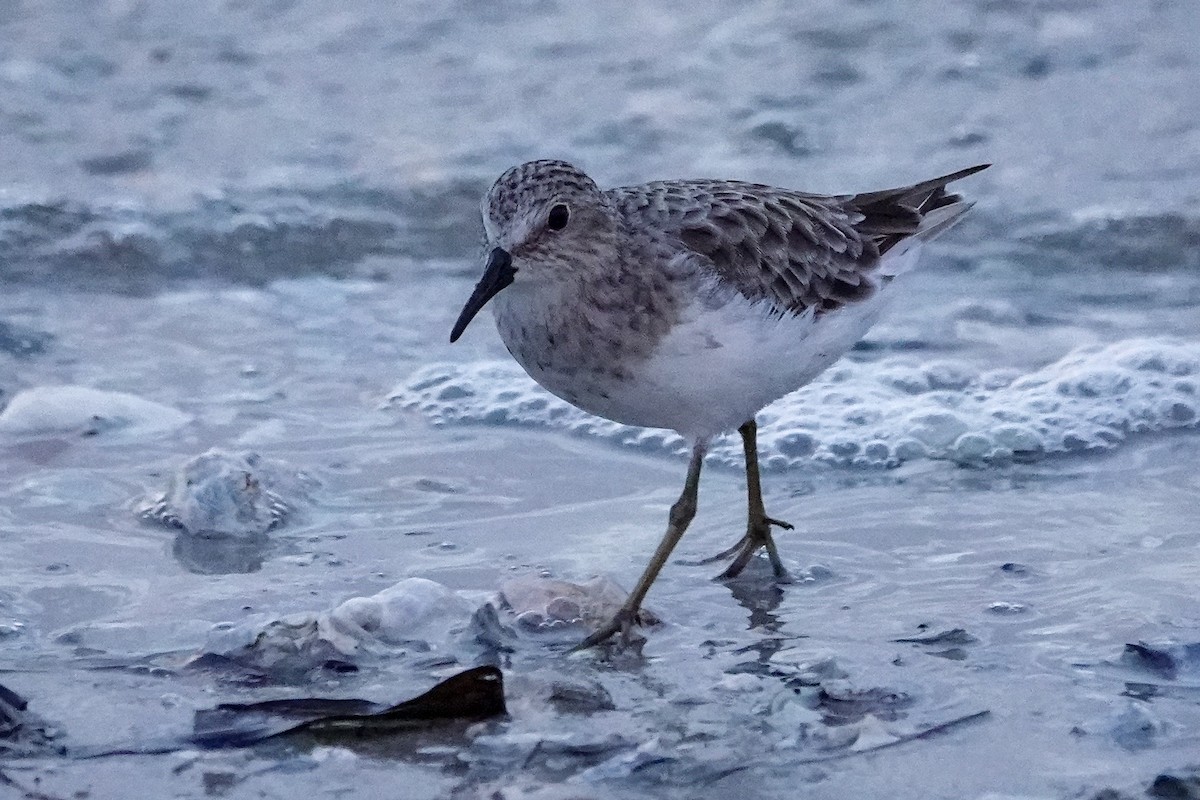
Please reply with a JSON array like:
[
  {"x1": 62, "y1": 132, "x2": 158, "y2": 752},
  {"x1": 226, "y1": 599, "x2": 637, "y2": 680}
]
[
  {"x1": 1078, "y1": 640, "x2": 1200, "y2": 702},
  {"x1": 1120, "y1": 641, "x2": 1200, "y2": 682},
  {"x1": 62, "y1": 667, "x2": 505, "y2": 758},
  {"x1": 0, "y1": 320, "x2": 53, "y2": 358},
  {"x1": 1147, "y1": 770, "x2": 1200, "y2": 800},
  {"x1": 0, "y1": 683, "x2": 64, "y2": 758},
  {"x1": 793, "y1": 709, "x2": 991, "y2": 764},
  {"x1": 498, "y1": 575, "x2": 658, "y2": 635},
  {"x1": 190, "y1": 577, "x2": 473, "y2": 681},
  {"x1": 1109, "y1": 702, "x2": 1164, "y2": 752},
  {"x1": 191, "y1": 665, "x2": 506, "y2": 748},
  {"x1": 547, "y1": 678, "x2": 616, "y2": 714},
  {"x1": 816, "y1": 682, "x2": 915, "y2": 725},
  {"x1": 893, "y1": 627, "x2": 978, "y2": 660},
  {"x1": 893, "y1": 628, "x2": 978, "y2": 646},
  {"x1": 140, "y1": 448, "x2": 317, "y2": 538}
]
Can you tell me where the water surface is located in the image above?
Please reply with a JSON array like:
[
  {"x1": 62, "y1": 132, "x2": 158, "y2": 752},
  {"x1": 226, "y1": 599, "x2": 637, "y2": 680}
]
[{"x1": 2, "y1": 1, "x2": 1199, "y2": 798}]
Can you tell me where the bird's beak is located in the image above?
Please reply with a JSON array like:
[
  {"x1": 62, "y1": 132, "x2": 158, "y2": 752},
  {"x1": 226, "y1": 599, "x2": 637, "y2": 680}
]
[{"x1": 450, "y1": 247, "x2": 515, "y2": 343}]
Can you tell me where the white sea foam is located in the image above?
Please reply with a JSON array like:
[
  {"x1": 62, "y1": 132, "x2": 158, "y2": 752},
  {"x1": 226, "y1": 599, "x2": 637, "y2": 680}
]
[
  {"x1": 389, "y1": 338, "x2": 1200, "y2": 469},
  {"x1": 0, "y1": 385, "x2": 191, "y2": 438}
]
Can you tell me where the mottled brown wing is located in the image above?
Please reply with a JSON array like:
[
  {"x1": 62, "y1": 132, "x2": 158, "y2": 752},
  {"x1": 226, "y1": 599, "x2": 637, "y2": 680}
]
[{"x1": 609, "y1": 165, "x2": 987, "y2": 316}]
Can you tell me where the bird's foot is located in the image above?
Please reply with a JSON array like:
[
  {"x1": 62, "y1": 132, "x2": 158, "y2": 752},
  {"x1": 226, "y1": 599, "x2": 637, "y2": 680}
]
[
  {"x1": 568, "y1": 606, "x2": 647, "y2": 655},
  {"x1": 689, "y1": 515, "x2": 793, "y2": 580}
]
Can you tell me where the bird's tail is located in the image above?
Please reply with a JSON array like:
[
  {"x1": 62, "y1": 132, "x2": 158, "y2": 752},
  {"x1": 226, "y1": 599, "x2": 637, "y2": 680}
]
[
  {"x1": 850, "y1": 163, "x2": 989, "y2": 257},
  {"x1": 913, "y1": 197, "x2": 976, "y2": 243}
]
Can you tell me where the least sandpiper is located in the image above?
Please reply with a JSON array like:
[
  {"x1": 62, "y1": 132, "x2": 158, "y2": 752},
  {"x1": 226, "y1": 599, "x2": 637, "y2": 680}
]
[{"x1": 450, "y1": 159, "x2": 988, "y2": 648}]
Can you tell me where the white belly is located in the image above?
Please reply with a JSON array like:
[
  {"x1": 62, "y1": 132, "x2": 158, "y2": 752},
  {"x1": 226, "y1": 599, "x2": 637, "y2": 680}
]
[{"x1": 602, "y1": 288, "x2": 891, "y2": 438}]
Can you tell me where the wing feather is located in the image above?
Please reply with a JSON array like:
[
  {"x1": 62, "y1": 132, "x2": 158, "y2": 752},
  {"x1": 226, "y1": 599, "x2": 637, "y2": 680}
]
[{"x1": 610, "y1": 165, "x2": 987, "y2": 316}]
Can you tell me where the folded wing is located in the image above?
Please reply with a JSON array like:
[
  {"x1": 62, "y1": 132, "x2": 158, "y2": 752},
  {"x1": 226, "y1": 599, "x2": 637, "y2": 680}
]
[{"x1": 611, "y1": 164, "x2": 988, "y2": 317}]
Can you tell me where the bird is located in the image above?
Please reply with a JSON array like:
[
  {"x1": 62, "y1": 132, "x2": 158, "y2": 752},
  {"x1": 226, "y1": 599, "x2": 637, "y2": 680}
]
[{"x1": 449, "y1": 159, "x2": 988, "y2": 649}]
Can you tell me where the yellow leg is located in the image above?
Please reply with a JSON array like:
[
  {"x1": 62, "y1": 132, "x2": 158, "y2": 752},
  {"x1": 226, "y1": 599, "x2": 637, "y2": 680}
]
[
  {"x1": 696, "y1": 420, "x2": 792, "y2": 579},
  {"x1": 573, "y1": 439, "x2": 708, "y2": 650}
]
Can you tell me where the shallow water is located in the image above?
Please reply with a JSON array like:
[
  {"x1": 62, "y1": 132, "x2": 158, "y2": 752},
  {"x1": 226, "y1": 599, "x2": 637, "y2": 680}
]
[{"x1": 2, "y1": 1, "x2": 1200, "y2": 798}]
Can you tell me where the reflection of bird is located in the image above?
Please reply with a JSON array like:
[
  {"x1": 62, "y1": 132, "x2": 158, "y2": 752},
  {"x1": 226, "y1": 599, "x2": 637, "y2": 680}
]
[{"x1": 451, "y1": 159, "x2": 988, "y2": 648}]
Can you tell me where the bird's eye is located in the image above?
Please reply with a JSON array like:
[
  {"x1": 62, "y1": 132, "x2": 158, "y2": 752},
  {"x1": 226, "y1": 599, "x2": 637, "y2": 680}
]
[{"x1": 547, "y1": 204, "x2": 570, "y2": 231}]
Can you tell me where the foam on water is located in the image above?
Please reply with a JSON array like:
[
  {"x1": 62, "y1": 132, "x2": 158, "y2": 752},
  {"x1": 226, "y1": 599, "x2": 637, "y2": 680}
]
[
  {"x1": 391, "y1": 338, "x2": 1200, "y2": 469},
  {"x1": 0, "y1": 385, "x2": 192, "y2": 438}
]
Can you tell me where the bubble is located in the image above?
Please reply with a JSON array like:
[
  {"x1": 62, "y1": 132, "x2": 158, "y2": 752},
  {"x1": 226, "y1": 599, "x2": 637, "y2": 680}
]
[
  {"x1": 924, "y1": 361, "x2": 977, "y2": 391},
  {"x1": 892, "y1": 438, "x2": 927, "y2": 461},
  {"x1": 863, "y1": 441, "x2": 890, "y2": 462},
  {"x1": 992, "y1": 425, "x2": 1042, "y2": 452},
  {"x1": 907, "y1": 412, "x2": 969, "y2": 448},
  {"x1": 436, "y1": 384, "x2": 472, "y2": 401},
  {"x1": 952, "y1": 432, "x2": 994, "y2": 462},
  {"x1": 1168, "y1": 402, "x2": 1195, "y2": 423},
  {"x1": 828, "y1": 440, "x2": 860, "y2": 460},
  {"x1": 776, "y1": 432, "x2": 816, "y2": 458}
]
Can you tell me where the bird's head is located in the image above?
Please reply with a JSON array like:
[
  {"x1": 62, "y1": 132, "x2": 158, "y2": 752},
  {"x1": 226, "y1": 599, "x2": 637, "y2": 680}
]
[{"x1": 450, "y1": 160, "x2": 614, "y2": 342}]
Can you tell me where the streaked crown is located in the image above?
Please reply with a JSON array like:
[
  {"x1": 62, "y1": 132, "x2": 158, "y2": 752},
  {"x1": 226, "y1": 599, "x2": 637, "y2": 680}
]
[{"x1": 483, "y1": 160, "x2": 601, "y2": 231}]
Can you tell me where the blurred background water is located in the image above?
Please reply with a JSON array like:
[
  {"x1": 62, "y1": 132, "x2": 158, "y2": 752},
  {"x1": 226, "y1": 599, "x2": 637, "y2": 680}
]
[{"x1": 1, "y1": 1, "x2": 1199, "y2": 798}]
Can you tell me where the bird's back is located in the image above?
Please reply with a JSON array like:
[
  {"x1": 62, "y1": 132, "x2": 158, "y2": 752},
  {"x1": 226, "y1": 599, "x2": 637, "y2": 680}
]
[{"x1": 607, "y1": 165, "x2": 988, "y2": 319}]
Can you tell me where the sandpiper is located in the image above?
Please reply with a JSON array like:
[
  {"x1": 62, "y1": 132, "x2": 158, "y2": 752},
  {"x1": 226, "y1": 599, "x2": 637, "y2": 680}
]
[{"x1": 450, "y1": 159, "x2": 988, "y2": 648}]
